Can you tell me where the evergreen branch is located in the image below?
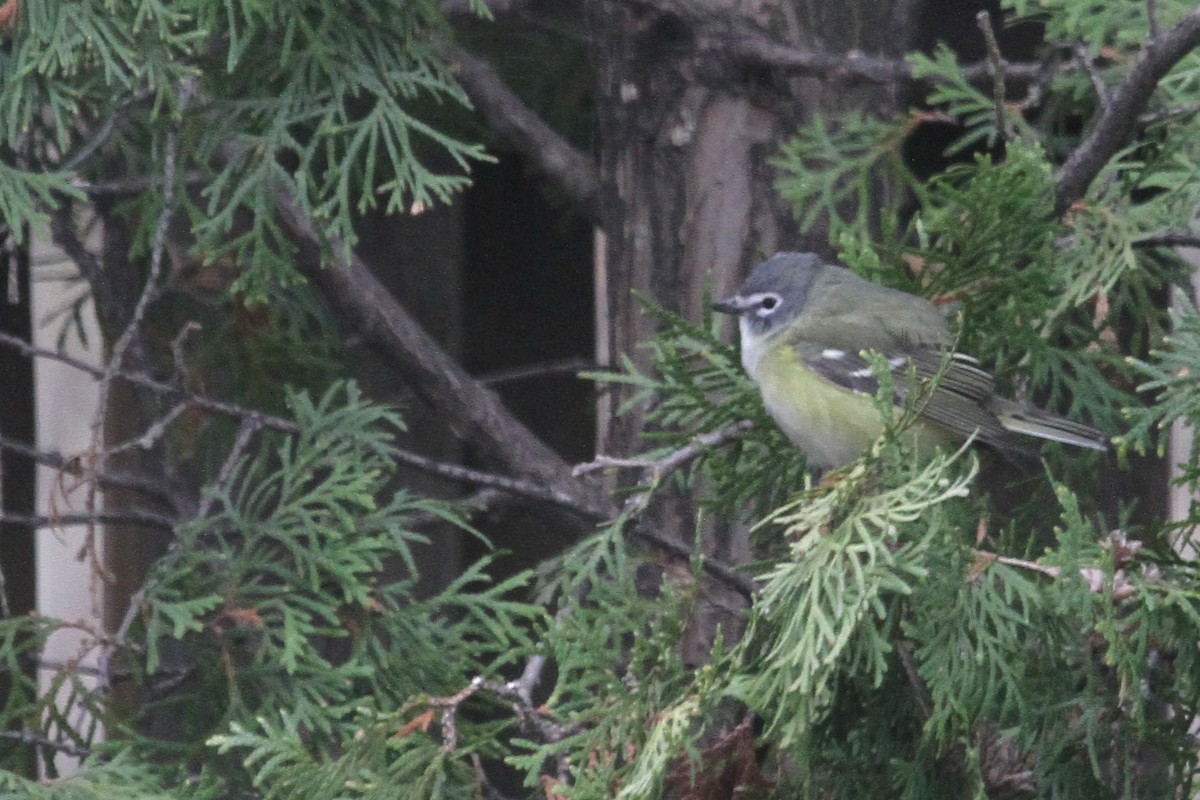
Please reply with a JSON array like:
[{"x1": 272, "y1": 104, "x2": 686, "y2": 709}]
[
  {"x1": 0, "y1": 331, "x2": 756, "y2": 596},
  {"x1": 0, "y1": 334, "x2": 756, "y2": 600},
  {"x1": 1053, "y1": 7, "x2": 1200, "y2": 216},
  {"x1": 447, "y1": 45, "x2": 600, "y2": 222}
]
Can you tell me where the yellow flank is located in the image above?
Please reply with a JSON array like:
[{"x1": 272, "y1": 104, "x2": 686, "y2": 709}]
[{"x1": 754, "y1": 344, "x2": 947, "y2": 467}]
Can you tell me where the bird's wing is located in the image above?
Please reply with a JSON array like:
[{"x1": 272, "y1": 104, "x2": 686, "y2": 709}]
[{"x1": 797, "y1": 344, "x2": 1034, "y2": 458}]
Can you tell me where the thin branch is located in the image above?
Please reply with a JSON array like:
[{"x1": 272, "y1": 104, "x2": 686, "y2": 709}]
[
  {"x1": 106, "y1": 402, "x2": 190, "y2": 456},
  {"x1": 72, "y1": 169, "x2": 207, "y2": 197},
  {"x1": 513, "y1": 652, "x2": 549, "y2": 707},
  {"x1": 1074, "y1": 42, "x2": 1110, "y2": 110},
  {"x1": 976, "y1": 11, "x2": 1013, "y2": 141},
  {"x1": 0, "y1": 329, "x2": 588, "y2": 513},
  {"x1": 682, "y1": 0, "x2": 1046, "y2": 88},
  {"x1": 1139, "y1": 99, "x2": 1200, "y2": 126},
  {"x1": 1133, "y1": 228, "x2": 1200, "y2": 249},
  {"x1": 82, "y1": 81, "x2": 189, "y2": 574},
  {"x1": 196, "y1": 414, "x2": 261, "y2": 519},
  {"x1": 47, "y1": 207, "x2": 103, "y2": 286},
  {"x1": 0, "y1": 553, "x2": 8, "y2": 619},
  {"x1": 575, "y1": 420, "x2": 753, "y2": 483},
  {"x1": 0, "y1": 729, "x2": 90, "y2": 760},
  {"x1": 477, "y1": 357, "x2": 596, "y2": 386},
  {"x1": 60, "y1": 91, "x2": 153, "y2": 173},
  {"x1": 426, "y1": 674, "x2": 577, "y2": 755},
  {"x1": 896, "y1": 640, "x2": 931, "y2": 719},
  {"x1": 1054, "y1": 7, "x2": 1200, "y2": 216},
  {"x1": 0, "y1": 511, "x2": 175, "y2": 531},
  {"x1": 446, "y1": 45, "x2": 600, "y2": 223},
  {"x1": 976, "y1": 550, "x2": 1063, "y2": 578},
  {"x1": 0, "y1": 433, "x2": 176, "y2": 509}
]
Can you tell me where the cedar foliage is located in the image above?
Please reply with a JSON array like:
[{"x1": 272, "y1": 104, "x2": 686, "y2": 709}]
[{"x1": 1, "y1": 0, "x2": 1200, "y2": 798}]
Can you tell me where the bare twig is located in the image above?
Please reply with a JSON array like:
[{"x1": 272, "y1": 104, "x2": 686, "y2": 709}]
[
  {"x1": 675, "y1": 0, "x2": 1047, "y2": 88},
  {"x1": 0, "y1": 511, "x2": 175, "y2": 531},
  {"x1": 427, "y1": 675, "x2": 486, "y2": 752},
  {"x1": 196, "y1": 414, "x2": 261, "y2": 519},
  {"x1": 896, "y1": 640, "x2": 931, "y2": 718},
  {"x1": 574, "y1": 420, "x2": 753, "y2": 484},
  {"x1": 1133, "y1": 228, "x2": 1200, "y2": 249},
  {"x1": 426, "y1": 673, "x2": 578, "y2": 755},
  {"x1": 478, "y1": 357, "x2": 596, "y2": 386},
  {"x1": 0, "y1": 729, "x2": 90, "y2": 760},
  {"x1": 107, "y1": 402, "x2": 190, "y2": 456},
  {"x1": 72, "y1": 169, "x2": 208, "y2": 197},
  {"x1": 0, "y1": 432, "x2": 175, "y2": 508},
  {"x1": 976, "y1": 11, "x2": 1012, "y2": 141},
  {"x1": 61, "y1": 91, "x2": 155, "y2": 173},
  {"x1": 1147, "y1": 0, "x2": 1160, "y2": 42},
  {"x1": 446, "y1": 45, "x2": 600, "y2": 223},
  {"x1": 1139, "y1": 99, "x2": 1200, "y2": 126},
  {"x1": 0, "y1": 555, "x2": 9, "y2": 619},
  {"x1": 977, "y1": 551, "x2": 1063, "y2": 578},
  {"x1": 1074, "y1": 42, "x2": 1110, "y2": 110},
  {"x1": 0, "y1": 329, "x2": 592, "y2": 515},
  {"x1": 513, "y1": 652, "x2": 549, "y2": 707},
  {"x1": 1054, "y1": 7, "x2": 1200, "y2": 216}
]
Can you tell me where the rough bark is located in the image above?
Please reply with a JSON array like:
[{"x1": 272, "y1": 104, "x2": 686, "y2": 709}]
[{"x1": 588, "y1": 0, "x2": 918, "y2": 461}]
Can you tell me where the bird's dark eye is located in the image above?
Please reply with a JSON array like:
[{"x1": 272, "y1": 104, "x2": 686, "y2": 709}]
[{"x1": 760, "y1": 295, "x2": 779, "y2": 311}]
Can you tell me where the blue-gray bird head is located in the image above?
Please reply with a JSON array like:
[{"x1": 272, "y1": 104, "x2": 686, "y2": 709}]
[{"x1": 712, "y1": 252, "x2": 824, "y2": 339}]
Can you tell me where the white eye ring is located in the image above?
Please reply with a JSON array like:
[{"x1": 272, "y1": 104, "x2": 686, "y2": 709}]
[{"x1": 755, "y1": 293, "x2": 782, "y2": 316}]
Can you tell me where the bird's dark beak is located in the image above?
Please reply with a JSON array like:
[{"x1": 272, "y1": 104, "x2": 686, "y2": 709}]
[{"x1": 711, "y1": 295, "x2": 748, "y2": 315}]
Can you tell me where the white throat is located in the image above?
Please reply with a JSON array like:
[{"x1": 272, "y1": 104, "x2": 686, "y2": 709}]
[{"x1": 738, "y1": 317, "x2": 771, "y2": 380}]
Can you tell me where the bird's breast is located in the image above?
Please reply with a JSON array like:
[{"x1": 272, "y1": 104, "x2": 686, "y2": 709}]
[{"x1": 753, "y1": 344, "x2": 888, "y2": 468}]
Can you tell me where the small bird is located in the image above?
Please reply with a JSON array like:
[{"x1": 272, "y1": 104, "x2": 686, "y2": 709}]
[{"x1": 712, "y1": 252, "x2": 1109, "y2": 469}]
